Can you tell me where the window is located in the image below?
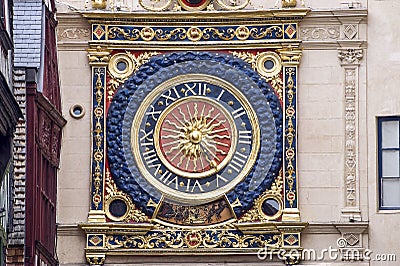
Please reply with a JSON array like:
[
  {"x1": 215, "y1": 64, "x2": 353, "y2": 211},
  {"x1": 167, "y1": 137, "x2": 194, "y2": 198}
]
[{"x1": 378, "y1": 117, "x2": 400, "y2": 210}]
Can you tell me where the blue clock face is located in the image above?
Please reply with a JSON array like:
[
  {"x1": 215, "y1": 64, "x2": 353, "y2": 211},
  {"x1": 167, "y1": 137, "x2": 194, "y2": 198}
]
[
  {"x1": 131, "y1": 75, "x2": 260, "y2": 204},
  {"x1": 106, "y1": 52, "x2": 283, "y2": 218}
]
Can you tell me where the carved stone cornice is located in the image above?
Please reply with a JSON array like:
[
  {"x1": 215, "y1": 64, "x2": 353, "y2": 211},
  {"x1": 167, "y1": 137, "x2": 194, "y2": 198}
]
[{"x1": 338, "y1": 48, "x2": 363, "y2": 66}]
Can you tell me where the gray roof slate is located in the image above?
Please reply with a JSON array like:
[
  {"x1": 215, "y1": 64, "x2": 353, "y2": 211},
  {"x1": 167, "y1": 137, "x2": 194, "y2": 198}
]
[{"x1": 13, "y1": 0, "x2": 43, "y2": 68}]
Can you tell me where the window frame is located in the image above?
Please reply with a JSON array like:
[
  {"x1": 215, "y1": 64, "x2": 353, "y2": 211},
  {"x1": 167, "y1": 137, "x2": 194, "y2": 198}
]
[{"x1": 378, "y1": 116, "x2": 400, "y2": 210}]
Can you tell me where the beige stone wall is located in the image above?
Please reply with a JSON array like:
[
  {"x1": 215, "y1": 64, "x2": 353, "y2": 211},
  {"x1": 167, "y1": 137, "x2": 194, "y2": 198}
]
[{"x1": 367, "y1": 0, "x2": 400, "y2": 265}]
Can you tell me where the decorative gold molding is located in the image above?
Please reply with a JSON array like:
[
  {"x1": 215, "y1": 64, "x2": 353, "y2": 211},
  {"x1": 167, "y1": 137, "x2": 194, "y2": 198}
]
[
  {"x1": 238, "y1": 172, "x2": 283, "y2": 223},
  {"x1": 87, "y1": 46, "x2": 111, "y2": 66},
  {"x1": 105, "y1": 170, "x2": 150, "y2": 223},
  {"x1": 277, "y1": 46, "x2": 302, "y2": 66}
]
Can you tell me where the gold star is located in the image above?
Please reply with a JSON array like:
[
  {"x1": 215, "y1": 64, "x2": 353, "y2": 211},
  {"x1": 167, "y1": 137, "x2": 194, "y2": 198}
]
[
  {"x1": 206, "y1": 182, "x2": 210, "y2": 187},
  {"x1": 158, "y1": 101, "x2": 163, "y2": 106},
  {"x1": 181, "y1": 88, "x2": 186, "y2": 93},
  {"x1": 228, "y1": 169, "x2": 232, "y2": 174},
  {"x1": 240, "y1": 148, "x2": 246, "y2": 153},
  {"x1": 158, "y1": 170, "x2": 163, "y2": 174},
  {"x1": 146, "y1": 122, "x2": 151, "y2": 127},
  {"x1": 228, "y1": 101, "x2": 234, "y2": 106},
  {"x1": 180, "y1": 182, "x2": 185, "y2": 187},
  {"x1": 206, "y1": 88, "x2": 211, "y2": 93},
  {"x1": 146, "y1": 148, "x2": 150, "y2": 151},
  {"x1": 241, "y1": 122, "x2": 246, "y2": 127}
]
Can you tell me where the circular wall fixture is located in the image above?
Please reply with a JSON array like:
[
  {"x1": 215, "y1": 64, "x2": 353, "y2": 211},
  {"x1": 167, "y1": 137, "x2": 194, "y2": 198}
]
[
  {"x1": 108, "y1": 53, "x2": 135, "y2": 80},
  {"x1": 69, "y1": 104, "x2": 85, "y2": 119},
  {"x1": 105, "y1": 196, "x2": 130, "y2": 221},
  {"x1": 256, "y1": 52, "x2": 282, "y2": 78},
  {"x1": 257, "y1": 194, "x2": 283, "y2": 220}
]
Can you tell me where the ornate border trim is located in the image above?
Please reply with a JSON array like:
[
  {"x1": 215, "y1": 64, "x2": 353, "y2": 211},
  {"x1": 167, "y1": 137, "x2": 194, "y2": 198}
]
[{"x1": 92, "y1": 24, "x2": 298, "y2": 43}]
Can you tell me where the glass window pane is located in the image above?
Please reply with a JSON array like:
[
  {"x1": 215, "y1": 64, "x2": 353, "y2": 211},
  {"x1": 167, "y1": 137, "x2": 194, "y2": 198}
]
[
  {"x1": 382, "y1": 178, "x2": 400, "y2": 207},
  {"x1": 382, "y1": 150, "x2": 400, "y2": 177},
  {"x1": 382, "y1": 120, "x2": 399, "y2": 148}
]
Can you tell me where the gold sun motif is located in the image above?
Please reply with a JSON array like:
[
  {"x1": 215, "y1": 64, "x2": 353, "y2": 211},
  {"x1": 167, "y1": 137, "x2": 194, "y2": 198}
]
[{"x1": 155, "y1": 97, "x2": 237, "y2": 178}]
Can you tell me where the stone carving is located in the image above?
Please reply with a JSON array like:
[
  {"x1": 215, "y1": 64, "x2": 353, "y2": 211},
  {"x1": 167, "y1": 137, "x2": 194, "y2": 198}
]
[
  {"x1": 345, "y1": 69, "x2": 356, "y2": 207},
  {"x1": 300, "y1": 26, "x2": 340, "y2": 41},
  {"x1": 343, "y1": 24, "x2": 358, "y2": 40},
  {"x1": 338, "y1": 48, "x2": 363, "y2": 220},
  {"x1": 338, "y1": 48, "x2": 363, "y2": 65},
  {"x1": 58, "y1": 27, "x2": 91, "y2": 41}
]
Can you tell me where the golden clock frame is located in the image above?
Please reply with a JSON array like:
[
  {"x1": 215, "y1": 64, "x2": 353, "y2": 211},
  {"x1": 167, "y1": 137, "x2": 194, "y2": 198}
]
[{"x1": 81, "y1": 8, "x2": 309, "y2": 266}]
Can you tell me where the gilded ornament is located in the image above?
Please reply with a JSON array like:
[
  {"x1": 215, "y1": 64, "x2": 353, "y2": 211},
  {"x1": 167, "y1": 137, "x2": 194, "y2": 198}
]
[
  {"x1": 281, "y1": 0, "x2": 296, "y2": 8},
  {"x1": 238, "y1": 172, "x2": 283, "y2": 222},
  {"x1": 187, "y1": 27, "x2": 203, "y2": 42},
  {"x1": 91, "y1": 0, "x2": 107, "y2": 9},
  {"x1": 87, "y1": 46, "x2": 111, "y2": 66},
  {"x1": 141, "y1": 27, "x2": 155, "y2": 41},
  {"x1": 235, "y1": 26, "x2": 250, "y2": 40},
  {"x1": 105, "y1": 170, "x2": 150, "y2": 223}
]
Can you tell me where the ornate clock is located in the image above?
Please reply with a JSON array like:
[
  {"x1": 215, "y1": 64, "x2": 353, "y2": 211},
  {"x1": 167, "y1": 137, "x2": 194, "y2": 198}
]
[{"x1": 107, "y1": 52, "x2": 283, "y2": 226}]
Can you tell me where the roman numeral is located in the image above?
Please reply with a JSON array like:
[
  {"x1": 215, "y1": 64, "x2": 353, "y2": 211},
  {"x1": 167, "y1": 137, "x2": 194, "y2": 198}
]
[
  {"x1": 159, "y1": 171, "x2": 178, "y2": 189},
  {"x1": 140, "y1": 129, "x2": 153, "y2": 146},
  {"x1": 147, "y1": 163, "x2": 161, "y2": 176},
  {"x1": 238, "y1": 130, "x2": 252, "y2": 145},
  {"x1": 229, "y1": 151, "x2": 248, "y2": 172},
  {"x1": 216, "y1": 174, "x2": 228, "y2": 188},
  {"x1": 216, "y1": 89, "x2": 225, "y2": 101},
  {"x1": 146, "y1": 105, "x2": 162, "y2": 121},
  {"x1": 160, "y1": 87, "x2": 181, "y2": 106},
  {"x1": 231, "y1": 106, "x2": 246, "y2": 119},
  {"x1": 183, "y1": 83, "x2": 207, "y2": 96},
  {"x1": 143, "y1": 149, "x2": 158, "y2": 165}
]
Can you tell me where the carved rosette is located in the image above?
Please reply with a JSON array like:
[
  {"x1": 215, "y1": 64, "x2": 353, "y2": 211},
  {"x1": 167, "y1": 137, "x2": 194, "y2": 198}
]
[{"x1": 338, "y1": 48, "x2": 363, "y2": 221}]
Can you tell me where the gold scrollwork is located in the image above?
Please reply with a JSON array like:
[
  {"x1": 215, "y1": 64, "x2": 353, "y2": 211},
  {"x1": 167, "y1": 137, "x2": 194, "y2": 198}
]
[
  {"x1": 105, "y1": 230, "x2": 282, "y2": 250},
  {"x1": 238, "y1": 171, "x2": 283, "y2": 223},
  {"x1": 106, "y1": 26, "x2": 283, "y2": 43},
  {"x1": 285, "y1": 67, "x2": 296, "y2": 207},
  {"x1": 92, "y1": 68, "x2": 105, "y2": 210},
  {"x1": 107, "y1": 51, "x2": 159, "y2": 100},
  {"x1": 231, "y1": 51, "x2": 283, "y2": 101},
  {"x1": 105, "y1": 170, "x2": 149, "y2": 223}
]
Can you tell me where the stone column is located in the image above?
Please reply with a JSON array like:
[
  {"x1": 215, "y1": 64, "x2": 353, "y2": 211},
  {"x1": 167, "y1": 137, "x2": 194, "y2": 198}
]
[{"x1": 338, "y1": 48, "x2": 363, "y2": 222}]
